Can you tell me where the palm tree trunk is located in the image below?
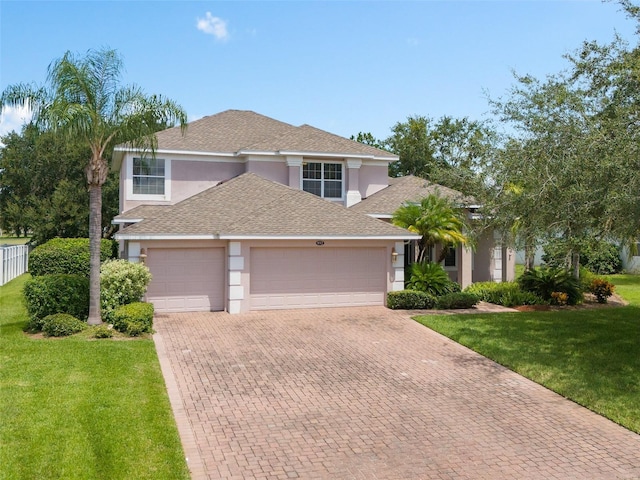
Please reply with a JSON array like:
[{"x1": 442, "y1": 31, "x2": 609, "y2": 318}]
[{"x1": 88, "y1": 183, "x2": 102, "y2": 325}]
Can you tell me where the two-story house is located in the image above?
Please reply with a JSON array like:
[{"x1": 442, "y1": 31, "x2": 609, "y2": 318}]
[{"x1": 113, "y1": 110, "x2": 513, "y2": 314}]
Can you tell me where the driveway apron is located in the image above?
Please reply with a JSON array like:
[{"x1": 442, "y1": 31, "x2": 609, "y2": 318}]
[{"x1": 154, "y1": 307, "x2": 640, "y2": 480}]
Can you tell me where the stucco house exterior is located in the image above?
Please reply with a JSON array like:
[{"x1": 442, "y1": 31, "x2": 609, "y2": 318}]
[{"x1": 113, "y1": 110, "x2": 513, "y2": 314}]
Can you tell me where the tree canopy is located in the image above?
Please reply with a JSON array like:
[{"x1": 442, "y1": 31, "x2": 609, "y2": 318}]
[
  {"x1": 0, "y1": 125, "x2": 119, "y2": 243},
  {"x1": 485, "y1": 9, "x2": 640, "y2": 274}
]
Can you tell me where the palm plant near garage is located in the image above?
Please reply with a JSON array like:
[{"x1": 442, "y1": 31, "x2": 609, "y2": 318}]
[
  {"x1": 392, "y1": 193, "x2": 471, "y2": 263},
  {"x1": 0, "y1": 48, "x2": 186, "y2": 324}
]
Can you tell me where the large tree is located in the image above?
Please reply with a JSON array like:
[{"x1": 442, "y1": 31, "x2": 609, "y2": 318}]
[
  {"x1": 487, "y1": 17, "x2": 640, "y2": 276},
  {"x1": 384, "y1": 115, "x2": 496, "y2": 197},
  {"x1": 0, "y1": 48, "x2": 186, "y2": 324}
]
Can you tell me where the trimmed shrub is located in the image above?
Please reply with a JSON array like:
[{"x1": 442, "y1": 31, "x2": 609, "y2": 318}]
[
  {"x1": 387, "y1": 290, "x2": 436, "y2": 310},
  {"x1": 101, "y1": 260, "x2": 152, "y2": 322},
  {"x1": 41, "y1": 313, "x2": 86, "y2": 337},
  {"x1": 589, "y1": 278, "x2": 615, "y2": 304},
  {"x1": 29, "y1": 238, "x2": 117, "y2": 277},
  {"x1": 464, "y1": 281, "x2": 546, "y2": 307},
  {"x1": 23, "y1": 274, "x2": 90, "y2": 323},
  {"x1": 112, "y1": 302, "x2": 154, "y2": 336},
  {"x1": 406, "y1": 261, "x2": 459, "y2": 296},
  {"x1": 435, "y1": 292, "x2": 479, "y2": 310},
  {"x1": 518, "y1": 267, "x2": 582, "y2": 305},
  {"x1": 91, "y1": 325, "x2": 114, "y2": 339}
]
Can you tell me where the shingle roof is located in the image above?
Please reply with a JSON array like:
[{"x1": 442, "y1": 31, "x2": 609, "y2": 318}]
[
  {"x1": 117, "y1": 173, "x2": 418, "y2": 239},
  {"x1": 350, "y1": 175, "x2": 476, "y2": 217},
  {"x1": 113, "y1": 205, "x2": 170, "y2": 223},
  {"x1": 117, "y1": 110, "x2": 396, "y2": 160},
  {"x1": 243, "y1": 124, "x2": 396, "y2": 158}
]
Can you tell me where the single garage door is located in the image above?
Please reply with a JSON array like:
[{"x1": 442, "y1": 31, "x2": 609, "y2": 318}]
[
  {"x1": 250, "y1": 247, "x2": 387, "y2": 310},
  {"x1": 145, "y1": 248, "x2": 225, "y2": 312}
]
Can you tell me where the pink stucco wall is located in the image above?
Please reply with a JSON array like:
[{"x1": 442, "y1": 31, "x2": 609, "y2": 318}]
[
  {"x1": 359, "y1": 165, "x2": 389, "y2": 199},
  {"x1": 245, "y1": 160, "x2": 288, "y2": 185}
]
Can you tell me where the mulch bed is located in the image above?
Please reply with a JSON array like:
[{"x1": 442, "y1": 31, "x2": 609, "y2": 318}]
[{"x1": 514, "y1": 293, "x2": 627, "y2": 312}]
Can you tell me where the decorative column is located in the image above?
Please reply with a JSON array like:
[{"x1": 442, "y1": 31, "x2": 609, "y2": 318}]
[
  {"x1": 391, "y1": 241, "x2": 405, "y2": 291},
  {"x1": 459, "y1": 245, "x2": 473, "y2": 289},
  {"x1": 345, "y1": 158, "x2": 362, "y2": 207},
  {"x1": 228, "y1": 241, "x2": 244, "y2": 314},
  {"x1": 286, "y1": 156, "x2": 303, "y2": 189}
]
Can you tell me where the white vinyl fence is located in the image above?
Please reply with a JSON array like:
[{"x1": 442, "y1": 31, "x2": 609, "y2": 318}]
[{"x1": 0, "y1": 244, "x2": 30, "y2": 286}]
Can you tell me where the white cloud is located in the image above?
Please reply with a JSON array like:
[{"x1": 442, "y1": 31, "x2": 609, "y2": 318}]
[
  {"x1": 196, "y1": 12, "x2": 229, "y2": 41},
  {"x1": 406, "y1": 37, "x2": 420, "y2": 47},
  {"x1": 0, "y1": 104, "x2": 32, "y2": 140}
]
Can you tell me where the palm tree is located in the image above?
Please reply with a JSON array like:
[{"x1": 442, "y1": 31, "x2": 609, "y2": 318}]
[
  {"x1": 392, "y1": 193, "x2": 471, "y2": 263},
  {"x1": 1, "y1": 48, "x2": 187, "y2": 324}
]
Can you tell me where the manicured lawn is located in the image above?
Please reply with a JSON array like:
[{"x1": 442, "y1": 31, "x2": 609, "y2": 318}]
[
  {"x1": 415, "y1": 274, "x2": 640, "y2": 434},
  {"x1": 0, "y1": 236, "x2": 30, "y2": 245},
  {"x1": 0, "y1": 275, "x2": 189, "y2": 480}
]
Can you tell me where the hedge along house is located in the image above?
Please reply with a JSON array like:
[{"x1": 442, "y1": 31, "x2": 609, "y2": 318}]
[
  {"x1": 113, "y1": 110, "x2": 419, "y2": 313},
  {"x1": 113, "y1": 110, "x2": 510, "y2": 314}
]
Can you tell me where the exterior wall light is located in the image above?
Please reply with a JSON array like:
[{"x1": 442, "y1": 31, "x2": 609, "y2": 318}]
[
  {"x1": 139, "y1": 248, "x2": 147, "y2": 264},
  {"x1": 391, "y1": 248, "x2": 398, "y2": 263}
]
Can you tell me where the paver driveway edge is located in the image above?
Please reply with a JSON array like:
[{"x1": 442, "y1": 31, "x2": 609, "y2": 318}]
[
  {"x1": 153, "y1": 307, "x2": 640, "y2": 480},
  {"x1": 154, "y1": 331, "x2": 206, "y2": 480}
]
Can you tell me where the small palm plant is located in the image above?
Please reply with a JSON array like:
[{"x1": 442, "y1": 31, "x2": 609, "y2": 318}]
[
  {"x1": 518, "y1": 267, "x2": 582, "y2": 305},
  {"x1": 406, "y1": 261, "x2": 459, "y2": 296},
  {"x1": 392, "y1": 193, "x2": 471, "y2": 263}
]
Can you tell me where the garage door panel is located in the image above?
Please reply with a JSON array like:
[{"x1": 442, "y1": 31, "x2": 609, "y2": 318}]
[
  {"x1": 251, "y1": 247, "x2": 386, "y2": 310},
  {"x1": 146, "y1": 248, "x2": 225, "y2": 312}
]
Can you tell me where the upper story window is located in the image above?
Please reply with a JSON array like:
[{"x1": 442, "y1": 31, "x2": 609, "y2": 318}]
[
  {"x1": 133, "y1": 157, "x2": 165, "y2": 195},
  {"x1": 302, "y1": 162, "x2": 343, "y2": 199}
]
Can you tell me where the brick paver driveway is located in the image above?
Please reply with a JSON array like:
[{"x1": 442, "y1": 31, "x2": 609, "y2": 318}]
[{"x1": 154, "y1": 307, "x2": 640, "y2": 480}]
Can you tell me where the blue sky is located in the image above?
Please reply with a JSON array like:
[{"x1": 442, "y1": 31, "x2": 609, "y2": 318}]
[{"x1": 1, "y1": 1, "x2": 638, "y2": 141}]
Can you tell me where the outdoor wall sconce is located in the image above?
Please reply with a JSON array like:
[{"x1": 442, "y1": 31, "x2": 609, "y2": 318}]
[
  {"x1": 391, "y1": 248, "x2": 398, "y2": 263},
  {"x1": 139, "y1": 248, "x2": 147, "y2": 264}
]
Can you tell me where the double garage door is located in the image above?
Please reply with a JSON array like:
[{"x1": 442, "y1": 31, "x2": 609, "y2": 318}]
[
  {"x1": 145, "y1": 246, "x2": 387, "y2": 313},
  {"x1": 250, "y1": 247, "x2": 386, "y2": 310}
]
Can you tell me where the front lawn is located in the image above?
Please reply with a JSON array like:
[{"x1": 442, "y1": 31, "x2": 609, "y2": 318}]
[
  {"x1": 0, "y1": 275, "x2": 189, "y2": 480},
  {"x1": 0, "y1": 236, "x2": 30, "y2": 245},
  {"x1": 415, "y1": 274, "x2": 640, "y2": 434}
]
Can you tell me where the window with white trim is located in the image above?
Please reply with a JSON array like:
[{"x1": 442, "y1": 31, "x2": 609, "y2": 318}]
[
  {"x1": 133, "y1": 157, "x2": 165, "y2": 195},
  {"x1": 302, "y1": 162, "x2": 343, "y2": 199}
]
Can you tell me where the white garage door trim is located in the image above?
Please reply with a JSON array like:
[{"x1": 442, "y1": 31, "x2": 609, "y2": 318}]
[
  {"x1": 250, "y1": 247, "x2": 386, "y2": 310},
  {"x1": 145, "y1": 247, "x2": 225, "y2": 312}
]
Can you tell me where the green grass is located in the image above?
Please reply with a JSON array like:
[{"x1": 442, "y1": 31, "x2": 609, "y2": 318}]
[
  {"x1": 415, "y1": 274, "x2": 640, "y2": 434},
  {"x1": 0, "y1": 275, "x2": 189, "y2": 480},
  {"x1": 0, "y1": 236, "x2": 30, "y2": 245}
]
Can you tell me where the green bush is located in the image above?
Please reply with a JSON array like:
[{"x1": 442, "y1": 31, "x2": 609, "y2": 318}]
[
  {"x1": 23, "y1": 274, "x2": 90, "y2": 324},
  {"x1": 41, "y1": 313, "x2": 86, "y2": 337},
  {"x1": 435, "y1": 292, "x2": 479, "y2": 309},
  {"x1": 542, "y1": 238, "x2": 622, "y2": 275},
  {"x1": 464, "y1": 281, "x2": 546, "y2": 307},
  {"x1": 406, "y1": 261, "x2": 459, "y2": 296},
  {"x1": 387, "y1": 290, "x2": 436, "y2": 310},
  {"x1": 518, "y1": 267, "x2": 582, "y2": 305},
  {"x1": 91, "y1": 325, "x2": 114, "y2": 339},
  {"x1": 101, "y1": 260, "x2": 152, "y2": 322},
  {"x1": 112, "y1": 302, "x2": 154, "y2": 336},
  {"x1": 29, "y1": 238, "x2": 117, "y2": 277}
]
